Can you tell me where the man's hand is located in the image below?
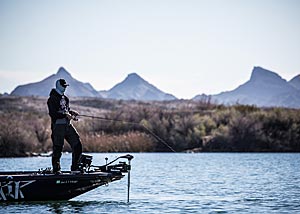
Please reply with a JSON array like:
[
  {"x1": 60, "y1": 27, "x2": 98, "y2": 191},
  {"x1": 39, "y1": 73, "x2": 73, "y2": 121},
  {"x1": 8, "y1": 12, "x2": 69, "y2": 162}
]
[
  {"x1": 69, "y1": 110, "x2": 79, "y2": 116},
  {"x1": 66, "y1": 112, "x2": 79, "y2": 121},
  {"x1": 66, "y1": 113, "x2": 73, "y2": 120}
]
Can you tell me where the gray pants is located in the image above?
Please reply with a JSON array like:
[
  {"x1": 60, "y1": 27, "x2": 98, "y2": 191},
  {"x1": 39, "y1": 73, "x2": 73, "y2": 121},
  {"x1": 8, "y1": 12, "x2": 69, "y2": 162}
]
[{"x1": 51, "y1": 123, "x2": 82, "y2": 172}]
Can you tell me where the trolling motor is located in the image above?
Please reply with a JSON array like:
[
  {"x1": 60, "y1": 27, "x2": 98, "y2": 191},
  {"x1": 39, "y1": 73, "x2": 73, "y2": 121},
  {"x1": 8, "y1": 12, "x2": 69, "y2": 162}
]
[
  {"x1": 99, "y1": 154, "x2": 133, "y2": 203},
  {"x1": 77, "y1": 153, "x2": 134, "y2": 202},
  {"x1": 97, "y1": 154, "x2": 133, "y2": 172}
]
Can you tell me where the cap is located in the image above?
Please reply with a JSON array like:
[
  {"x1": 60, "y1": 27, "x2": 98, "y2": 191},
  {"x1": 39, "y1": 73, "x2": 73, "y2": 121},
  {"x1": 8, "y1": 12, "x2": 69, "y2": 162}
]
[{"x1": 58, "y1": 79, "x2": 69, "y2": 87}]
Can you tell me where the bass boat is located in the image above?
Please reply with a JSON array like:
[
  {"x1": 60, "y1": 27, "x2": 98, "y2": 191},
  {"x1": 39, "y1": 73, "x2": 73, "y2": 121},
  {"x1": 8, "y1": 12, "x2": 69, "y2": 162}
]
[{"x1": 0, "y1": 154, "x2": 133, "y2": 202}]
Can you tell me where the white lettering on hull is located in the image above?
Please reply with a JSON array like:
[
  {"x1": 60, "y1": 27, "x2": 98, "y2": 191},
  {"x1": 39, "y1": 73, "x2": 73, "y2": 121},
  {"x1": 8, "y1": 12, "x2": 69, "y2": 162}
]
[{"x1": 0, "y1": 180, "x2": 35, "y2": 201}]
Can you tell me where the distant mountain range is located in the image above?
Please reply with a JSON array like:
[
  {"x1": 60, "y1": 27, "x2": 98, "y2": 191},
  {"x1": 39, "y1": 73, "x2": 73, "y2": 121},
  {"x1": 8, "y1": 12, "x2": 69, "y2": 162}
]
[
  {"x1": 10, "y1": 66, "x2": 300, "y2": 108},
  {"x1": 11, "y1": 67, "x2": 177, "y2": 101},
  {"x1": 193, "y1": 66, "x2": 300, "y2": 108}
]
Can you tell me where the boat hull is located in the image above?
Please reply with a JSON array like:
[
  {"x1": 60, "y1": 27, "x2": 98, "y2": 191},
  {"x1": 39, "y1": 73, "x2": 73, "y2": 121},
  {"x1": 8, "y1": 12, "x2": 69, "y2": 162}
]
[{"x1": 0, "y1": 171, "x2": 123, "y2": 202}]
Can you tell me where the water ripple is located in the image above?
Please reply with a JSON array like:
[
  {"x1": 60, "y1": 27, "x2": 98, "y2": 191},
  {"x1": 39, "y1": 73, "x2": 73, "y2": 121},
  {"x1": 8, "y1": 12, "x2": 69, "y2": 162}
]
[{"x1": 1, "y1": 153, "x2": 300, "y2": 213}]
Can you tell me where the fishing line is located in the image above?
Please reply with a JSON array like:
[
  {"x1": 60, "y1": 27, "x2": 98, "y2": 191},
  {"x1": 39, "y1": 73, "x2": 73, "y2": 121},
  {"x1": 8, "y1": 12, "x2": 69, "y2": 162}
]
[{"x1": 78, "y1": 114, "x2": 176, "y2": 152}]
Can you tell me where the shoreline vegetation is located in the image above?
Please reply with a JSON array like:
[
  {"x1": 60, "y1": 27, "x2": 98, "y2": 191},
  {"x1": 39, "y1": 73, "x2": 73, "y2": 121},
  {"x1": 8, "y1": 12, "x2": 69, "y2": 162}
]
[{"x1": 0, "y1": 96, "x2": 300, "y2": 157}]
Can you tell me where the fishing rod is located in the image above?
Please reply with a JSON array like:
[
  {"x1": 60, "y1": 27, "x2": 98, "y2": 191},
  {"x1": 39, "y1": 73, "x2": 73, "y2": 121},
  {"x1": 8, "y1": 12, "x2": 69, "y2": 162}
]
[{"x1": 78, "y1": 114, "x2": 176, "y2": 152}]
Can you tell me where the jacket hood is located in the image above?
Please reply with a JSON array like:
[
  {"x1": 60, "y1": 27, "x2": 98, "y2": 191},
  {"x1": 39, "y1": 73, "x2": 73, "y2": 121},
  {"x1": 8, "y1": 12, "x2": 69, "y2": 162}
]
[{"x1": 49, "y1": 88, "x2": 61, "y2": 97}]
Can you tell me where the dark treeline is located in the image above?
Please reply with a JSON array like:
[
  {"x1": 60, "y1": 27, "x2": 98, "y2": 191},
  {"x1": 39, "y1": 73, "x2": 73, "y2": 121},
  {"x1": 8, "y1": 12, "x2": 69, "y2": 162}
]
[{"x1": 0, "y1": 96, "x2": 300, "y2": 157}]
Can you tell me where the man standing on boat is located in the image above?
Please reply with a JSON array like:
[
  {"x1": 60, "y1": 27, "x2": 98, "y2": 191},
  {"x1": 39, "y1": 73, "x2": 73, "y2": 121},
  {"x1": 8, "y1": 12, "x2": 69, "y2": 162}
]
[{"x1": 47, "y1": 79, "x2": 82, "y2": 174}]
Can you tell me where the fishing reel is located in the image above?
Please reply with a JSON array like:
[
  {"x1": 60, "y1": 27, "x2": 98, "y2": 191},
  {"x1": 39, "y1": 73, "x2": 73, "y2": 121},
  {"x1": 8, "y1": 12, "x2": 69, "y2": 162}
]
[{"x1": 70, "y1": 111, "x2": 79, "y2": 121}]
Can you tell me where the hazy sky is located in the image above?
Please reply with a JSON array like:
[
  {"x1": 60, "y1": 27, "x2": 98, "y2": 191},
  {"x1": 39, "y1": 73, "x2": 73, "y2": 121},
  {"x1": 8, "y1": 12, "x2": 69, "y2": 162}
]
[{"x1": 0, "y1": 0, "x2": 299, "y2": 99}]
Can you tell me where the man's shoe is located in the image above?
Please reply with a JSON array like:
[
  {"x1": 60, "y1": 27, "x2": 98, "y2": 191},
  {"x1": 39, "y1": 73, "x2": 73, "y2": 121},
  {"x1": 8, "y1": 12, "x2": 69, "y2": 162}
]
[
  {"x1": 53, "y1": 170, "x2": 62, "y2": 175},
  {"x1": 71, "y1": 165, "x2": 80, "y2": 171}
]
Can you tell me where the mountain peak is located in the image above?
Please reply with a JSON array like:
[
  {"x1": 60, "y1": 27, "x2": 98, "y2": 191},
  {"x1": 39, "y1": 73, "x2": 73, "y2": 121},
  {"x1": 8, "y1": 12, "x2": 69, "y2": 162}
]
[
  {"x1": 126, "y1": 73, "x2": 142, "y2": 79},
  {"x1": 124, "y1": 73, "x2": 145, "y2": 84},
  {"x1": 107, "y1": 72, "x2": 176, "y2": 100},
  {"x1": 127, "y1": 72, "x2": 140, "y2": 78},
  {"x1": 56, "y1": 67, "x2": 71, "y2": 77},
  {"x1": 289, "y1": 74, "x2": 300, "y2": 90},
  {"x1": 250, "y1": 66, "x2": 283, "y2": 82},
  {"x1": 290, "y1": 74, "x2": 300, "y2": 82}
]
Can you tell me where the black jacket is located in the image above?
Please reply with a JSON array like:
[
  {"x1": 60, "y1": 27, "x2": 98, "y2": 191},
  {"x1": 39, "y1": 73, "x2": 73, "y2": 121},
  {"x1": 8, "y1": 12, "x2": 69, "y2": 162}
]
[{"x1": 47, "y1": 89, "x2": 70, "y2": 124}]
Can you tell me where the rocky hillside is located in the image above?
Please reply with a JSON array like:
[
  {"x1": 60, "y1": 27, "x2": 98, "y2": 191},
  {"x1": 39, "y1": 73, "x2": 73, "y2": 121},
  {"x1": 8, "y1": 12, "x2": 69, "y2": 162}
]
[
  {"x1": 194, "y1": 66, "x2": 300, "y2": 108},
  {"x1": 100, "y1": 73, "x2": 177, "y2": 101},
  {"x1": 11, "y1": 67, "x2": 100, "y2": 97}
]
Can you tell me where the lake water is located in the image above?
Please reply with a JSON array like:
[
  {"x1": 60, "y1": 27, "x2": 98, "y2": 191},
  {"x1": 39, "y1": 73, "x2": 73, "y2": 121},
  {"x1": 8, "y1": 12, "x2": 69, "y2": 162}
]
[{"x1": 1, "y1": 153, "x2": 300, "y2": 213}]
